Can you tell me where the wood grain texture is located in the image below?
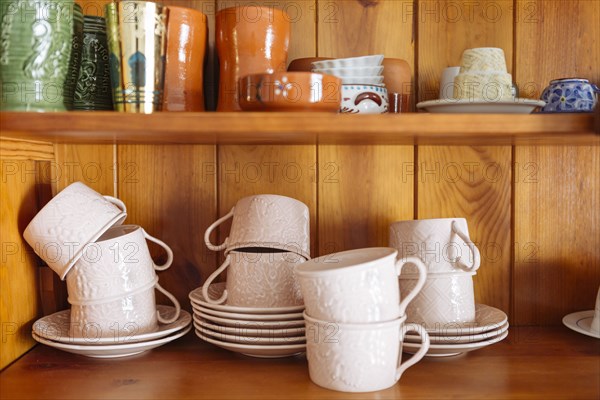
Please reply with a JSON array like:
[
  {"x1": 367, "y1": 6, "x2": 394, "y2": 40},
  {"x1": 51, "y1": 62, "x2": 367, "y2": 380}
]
[
  {"x1": 52, "y1": 144, "x2": 116, "y2": 195},
  {"x1": 0, "y1": 160, "x2": 42, "y2": 369},
  {"x1": 513, "y1": 0, "x2": 600, "y2": 325},
  {"x1": 1, "y1": 328, "x2": 599, "y2": 399},
  {"x1": 117, "y1": 145, "x2": 217, "y2": 310},
  {"x1": 0, "y1": 138, "x2": 54, "y2": 161}
]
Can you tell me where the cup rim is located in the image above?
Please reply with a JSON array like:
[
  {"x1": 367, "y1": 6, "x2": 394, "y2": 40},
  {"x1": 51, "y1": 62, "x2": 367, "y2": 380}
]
[
  {"x1": 390, "y1": 217, "x2": 467, "y2": 226},
  {"x1": 303, "y1": 311, "x2": 407, "y2": 329},
  {"x1": 295, "y1": 247, "x2": 397, "y2": 277},
  {"x1": 95, "y1": 224, "x2": 142, "y2": 244},
  {"x1": 399, "y1": 270, "x2": 477, "y2": 280}
]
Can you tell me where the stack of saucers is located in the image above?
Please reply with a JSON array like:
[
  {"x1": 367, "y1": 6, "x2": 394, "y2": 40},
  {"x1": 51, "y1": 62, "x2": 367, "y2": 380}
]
[{"x1": 190, "y1": 283, "x2": 306, "y2": 358}]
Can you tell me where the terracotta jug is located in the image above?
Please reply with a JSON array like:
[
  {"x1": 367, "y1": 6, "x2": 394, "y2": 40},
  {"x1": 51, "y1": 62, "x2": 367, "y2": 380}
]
[
  {"x1": 163, "y1": 6, "x2": 207, "y2": 112},
  {"x1": 216, "y1": 6, "x2": 290, "y2": 111}
]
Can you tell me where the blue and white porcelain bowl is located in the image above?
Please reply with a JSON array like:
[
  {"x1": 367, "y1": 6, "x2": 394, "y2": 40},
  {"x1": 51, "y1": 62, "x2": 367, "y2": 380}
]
[{"x1": 540, "y1": 78, "x2": 599, "y2": 113}]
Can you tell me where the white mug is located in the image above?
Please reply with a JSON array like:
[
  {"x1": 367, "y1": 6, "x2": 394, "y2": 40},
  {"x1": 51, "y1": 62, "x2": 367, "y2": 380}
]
[
  {"x1": 305, "y1": 313, "x2": 430, "y2": 393},
  {"x1": 439, "y1": 66, "x2": 460, "y2": 99},
  {"x1": 399, "y1": 271, "x2": 476, "y2": 326},
  {"x1": 389, "y1": 218, "x2": 480, "y2": 274},
  {"x1": 295, "y1": 248, "x2": 427, "y2": 323},
  {"x1": 202, "y1": 250, "x2": 306, "y2": 307},
  {"x1": 23, "y1": 181, "x2": 127, "y2": 280},
  {"x1": 204, "y1": 194, "x2": 310, "y2": 259}
]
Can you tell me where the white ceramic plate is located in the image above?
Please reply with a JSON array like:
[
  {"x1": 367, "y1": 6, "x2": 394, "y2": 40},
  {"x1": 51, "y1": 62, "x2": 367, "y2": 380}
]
[
  {"x1": 193, "y1": 316, "x2": 305, "y2": 338},
  {"x1": 194, "y1": 310, "x2": 305, "y2": 329},
  {"x1": 402, "y1": 330, "x2": 509, "y2": 357},
  {"x1": 416, "y1": 98, "x2": 546, "y2": 114},
  {"x1": 312, "y1": 66, "x2": 384, "y2": 76},
  {"x1": 32, "y1": 306, "x2": 192, "y2": 345},
  {"x1": 32, "y1": 325, "x2": 192, "y2": 358},
  {"x1": 195, "y1": 330, "x2": 306, "y2": 358},
  {"x1": 191, "y1": 302, "x2": 303, "y2": 321},
  {"x1": 189, "y1": 283, "x2": 305, "y2": 315},
  {"x1": 562, "y1": 310, "x2": 600, "y2": 339},
  {"x1": 405, "y1": 322, "x2": 509, "y2": 344},
  {"x1": 312, "y1": 55, "x2": 384, "y2": 69},
  {"x1": 194, "y1": 321, "x2": 306, "y2": 345},
  {"x1": 425, "y1": 304, "x2": 508, "y2": 336}
]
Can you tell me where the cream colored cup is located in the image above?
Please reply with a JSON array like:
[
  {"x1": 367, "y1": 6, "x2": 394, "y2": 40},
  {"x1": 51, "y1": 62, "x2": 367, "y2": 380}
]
[
  {"x1": 296, "y1": 248, "x2": 427, "y2": 323},
  {"x1": 591, "y1": 286, "x2": 600, "y2": 335},
  {"x1": 202, "y1": 250, "x2": 306, "y2": 307},
  {"x1": 389, "y1": 218, "x2": 480, "y2": 274},
  {"x1": 204, "y1": 194, "x2": 310, "y2": 259},
  {"x1": 399, "y1": 271, "x2": 476, "y2": 326},
  {"x1": 305, "y1": 313, "x2": 430, "y2": 393},
  {"x1": 23, "y1": 181, "x2": 127, "y2": 280},
  {"x1": 439, "y1": 66, "x2": 460, "y2": 99}
]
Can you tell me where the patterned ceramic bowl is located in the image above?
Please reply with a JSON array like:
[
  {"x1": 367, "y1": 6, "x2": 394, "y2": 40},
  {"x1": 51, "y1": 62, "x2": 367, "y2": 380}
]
[{"x1": 541, "y1": 78, "x2": 599, "y2": 113}]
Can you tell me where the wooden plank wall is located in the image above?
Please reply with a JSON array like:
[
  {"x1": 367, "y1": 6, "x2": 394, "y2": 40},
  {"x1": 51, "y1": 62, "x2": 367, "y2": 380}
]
[{"x1": 1, "y1": 0, "x2": 599, "y2": 368}]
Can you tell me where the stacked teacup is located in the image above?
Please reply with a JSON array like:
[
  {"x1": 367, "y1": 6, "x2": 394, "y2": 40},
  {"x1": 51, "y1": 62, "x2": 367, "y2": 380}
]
[
  {"x1": 390, "y1": 218, "x2": 509, "y2": 357},
  {"x1": 191, "y1": 195, "x2": 310, "y2": 357},
  {"x1": 312, "y1": 55, "x2": 388, "y2": 114},
  {"x1": 25, "y1": 182, "x2": 191, "y2": 358},
  {"x1": 296, "y1": 248, "x2": 430, "y2": 392}
]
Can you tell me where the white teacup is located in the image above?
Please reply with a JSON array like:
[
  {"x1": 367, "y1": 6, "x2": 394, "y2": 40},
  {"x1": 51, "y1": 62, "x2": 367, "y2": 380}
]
[
  {"x1": 439, "y1": 66, "x2": 460, "y2": 99},
  {"x1": 23, "y1": 181, "x2": 127, "y2": 280},
  {"x1": 399, "y1": 271, "x2": 476, "y2": 326},
  {"x1": 295, "y1": 248, "x2": 427, "y2": 323},
  {"x1": 202, "y1": 250, "x2": 306, "y2": 307},
  {"x1": 389, "y1": 218, "x2": 481, "y2": 274},
  {"x1": 592, "y1": 286, "x2": 600, "y2": 335},
  {"x1": 304, "y1": 313, "x2": 430, "y2": 393},
  {"x1": 204, "y1": 194, "x2": 310, "y2": 259}
]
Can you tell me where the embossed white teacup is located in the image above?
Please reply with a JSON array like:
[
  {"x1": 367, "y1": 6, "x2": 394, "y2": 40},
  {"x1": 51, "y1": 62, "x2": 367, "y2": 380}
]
[
  {"x1": 296, "y1": 248, "x2": 427, "y2": 323},
  {"x1": 23, "y1": 181, "x2": 127, "y2": 280},
  {"x1": 399, "y1": 271, "x2": 476, "y2": 326},
  {"x1": 202, "y1": 250, "x2": 306, "y2": 307},
  {"x1": 305, "y1": 313, "x2": 430, "y2": 393},
  {"x1": 389, "y1": 218, "x2": 480, "y2": 274},
  {"x1": 204, "y1": 194, "x2": 310, "y2": 259}
]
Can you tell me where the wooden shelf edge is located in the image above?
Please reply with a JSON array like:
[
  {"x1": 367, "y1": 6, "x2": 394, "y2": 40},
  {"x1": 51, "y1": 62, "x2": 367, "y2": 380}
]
[{"x1": 1, "y1": 112, "x2": 598, "y2": 145}]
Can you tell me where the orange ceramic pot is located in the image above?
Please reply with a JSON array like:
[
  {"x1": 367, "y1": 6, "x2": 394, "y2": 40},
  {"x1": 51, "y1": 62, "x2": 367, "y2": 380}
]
[
  {"x1": 163, "y1": 6, "x2": 207, "y2": 112},
  {"x1": 216, "y1": 6, "x2": 291, "y2": 111},
  {"x1": 239, "y1": 72, "x2": 342, "y2": 112}
]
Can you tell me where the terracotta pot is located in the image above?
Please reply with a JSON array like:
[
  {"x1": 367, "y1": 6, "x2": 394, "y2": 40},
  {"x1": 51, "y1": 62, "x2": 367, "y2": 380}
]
[
  {"x1": 163, "y1": 6, "x2": 207, "y2": 112},
  {"x1": 216, "y1": 6, "x2": 290, "y2": 111}
]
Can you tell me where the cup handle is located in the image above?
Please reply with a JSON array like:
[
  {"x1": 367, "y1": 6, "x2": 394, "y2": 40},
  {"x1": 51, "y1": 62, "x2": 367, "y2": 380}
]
[
  {"x1": 396, "y1": 323, "x2": 430, "y2": 381},
  {"x1": 141, "y1": 228, "x2": 174, "y2": 271},
  {"x1": 201, "y1": 255, "x2": 231, "y2": 304},
  {"x1": 396, "y1": 256, "x2": 428, "y2": 316},
  {"x1": 154, "y1": 282, "x2": 181, "y2": 324},
  {"x1": 204, "y1": 207, "x2": 234, "y2": 251},
  {"x1": 451, "y1": 221, "x2": 481, "y2": 272},
  {"x1": 103, "y1": 195, "x2": 127, "y2": 213}
]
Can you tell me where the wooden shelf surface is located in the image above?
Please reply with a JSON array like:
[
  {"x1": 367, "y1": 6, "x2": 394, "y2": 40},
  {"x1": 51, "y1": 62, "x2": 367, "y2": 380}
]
[
  {"x1": 1, "y1": 112, "x2": 598, "y2": 145},
  {"x1": 1, "y1": 327, "x2": 598, "y2": 399}
]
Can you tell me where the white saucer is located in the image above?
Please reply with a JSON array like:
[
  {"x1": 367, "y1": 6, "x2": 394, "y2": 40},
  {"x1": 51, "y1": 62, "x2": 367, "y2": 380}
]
[
  {"x1": 562, "y1": 310, "x2": 600, "y2": 339},
  {"x1": 416, "y1": 98, "x2": 545, "y2": 114},
  {"x1": 195, "y1": 330, "x2": 306, "y2": 358},
  {"x1": 406, "y1": 322, "x2": 509, "y2": 344},
  {"x1": 32, "y1": 325, "x2": 192, "y2": 358},
  {"x1": 193, "y1": 316, "x2": 305, "y2": 338},
  {"x1": 194, "y1": 321, "x2": 306, "y2": 345},
  {"x1": 189, "y1": 283, "x2": 305, "y2": 314},
  {"x1": 403, "y1": 329, "x2": 508, "y2": 357},
  {"x1": 32, "y1": 306, "x2": 192, "y2": 345},
  {"x1": 424, "y1": 304, "x2": 508, "y2": 336},
  {"x1": 191, "y1": 302, "x2": 303, "y2": 321},
  {"x1": 195, "y1": 310, "x2": 305, "y2": 329}
]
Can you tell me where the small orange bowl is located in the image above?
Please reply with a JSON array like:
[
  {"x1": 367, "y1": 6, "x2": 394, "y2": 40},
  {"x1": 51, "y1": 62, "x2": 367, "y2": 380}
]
[{"x1": 239, "y1": 72, "x2": 341, "y2": 112}]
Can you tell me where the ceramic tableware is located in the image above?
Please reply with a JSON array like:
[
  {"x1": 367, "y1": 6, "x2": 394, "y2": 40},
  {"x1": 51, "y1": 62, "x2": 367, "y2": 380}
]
[
  {"x1": 389, "y1": 218, "x2": 480, "y2": 274},
  {"x1": 453, "y1": 47, "x2": 513, "y2": 101},
  {"x1": 340, "y1": 84, "x2": 389, "y2": 114},
  {"x1": 562, "y1": 286, "x2": 600, "y2": 339},
  {"x1": 23, "y1": 182, "x2": 127, "y2": 280},
  {"x1": 305, "y1": 313, "x2": 429, "y2": 393},
  {"x1": 204, "y1": 194, "x2": 310, "y2": 259},
  {"x1": 239, "y1": 72, "x2": 341, "y2": 112},
  {"x1": 541, "y1": 78, "x2": 599, "y2": 113},
  {"x1": 402, "y1": 329, "x2": 508, "y2": 357},
  {"x1": 64, "y1": 4, "x2": 83, "y2": 110},
  {"x1": 194, "y1": 321, "x2": 306, "y2": 345},
  {"x1": 416, "y1": 98, "x2": 545, "y2": 113},
  {"x1": 105, "y1": 1, "x2": 168, "y2": 113},
  {"x1": 202, "y1": 250, "x2": 305, "y2": 306},
  {"x1": 439, "y1": 66, "x2": 461, "y2": 100},
  {"x1": 426, "y1": 304, "x2": 508, "y2": 336},
  {"x1": 311, "y1": 55, "x2": 384, "y2": 69},
  {"x1": 163, "y1": 5, "x2": 207, "y2": 111},
  {"x1": 405, "y1": 322, "x2": 509, "y2": 344},
  {"x1": 216, "y1": 5, "x2": 290, "y2": 111},
  {"x1": 295, "y1": 248, "x2": 427, "y2": 323},
  {"x1": 192, "y1": 303, "x2": 303, "y2": 322},
  {"x1": 193, "y1": 317, "x2": 305, "y2": 338},
  {"x1": 312, "y1": 66, "x2": 384, "y2": 77},
  {"x1": 195, "y1": 330, "x2": 306, "y2": 358},
  {"x1": 0, "y1": 0, "x2": 75, "y2": 111},
  {"x1": 195, "y1": 310, "x2": 305, "y2": 329}
]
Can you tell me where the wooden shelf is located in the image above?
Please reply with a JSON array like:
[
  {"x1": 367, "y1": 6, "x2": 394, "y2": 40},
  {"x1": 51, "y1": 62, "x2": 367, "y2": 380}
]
[
  {"x1": 1, "y1": 327, "x2": 598, "y2": 399},
  {"x1": 1, "y1": 112, "x2": 598, "y2": 145}
]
